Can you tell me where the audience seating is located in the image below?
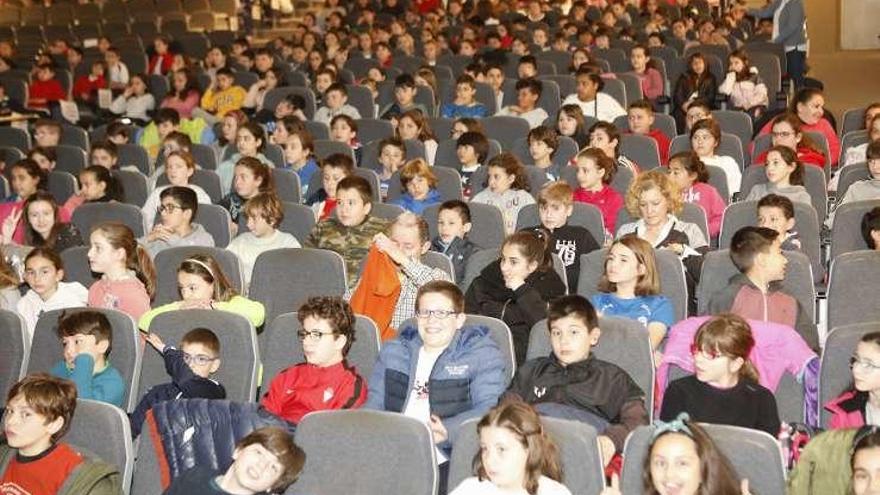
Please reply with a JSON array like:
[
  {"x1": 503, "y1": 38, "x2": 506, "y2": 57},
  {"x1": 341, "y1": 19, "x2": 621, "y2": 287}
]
[
  {"x1": 66, "y1": 399, "x2": 135, "y2": 494},
  {"x1": 153, "y1": 246, "x2": 244, "y2": 306},
  {"x1": 0, "y1": 310, "x2": 28, "y2": 409},
  {"x1": 818, "y1": 322, "x2": 879, "y2": 428},
  {"x1": 424, "y1": 202, "x2": 506, "y2": 250},
  {"x1": 827, "y1": 251, "x2": 880, "y2": 330},
  {"x1": 72, "y1": 201, "x2": 146, "y2": 238},
  {"x1": 830, "y1": 199, "x2": 880, "y2": 259},
  {"x1": 193, "y1": 203, "x2": 232, "y2": 247},
  {"x1": 515, "y1": 202, "x2": 606, "y2": 246}
]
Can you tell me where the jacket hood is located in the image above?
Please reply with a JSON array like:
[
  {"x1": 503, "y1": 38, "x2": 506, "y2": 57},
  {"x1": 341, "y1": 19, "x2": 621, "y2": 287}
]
[
  {"x1": 725, "y1": 272, "x2": 784, "y2": 293},
  {"x1": 397, "y1": 323, "x2": 493, "y2": 357},
  {"x1": 478, "y1": 259, "x2": 563, "y2": 297}
]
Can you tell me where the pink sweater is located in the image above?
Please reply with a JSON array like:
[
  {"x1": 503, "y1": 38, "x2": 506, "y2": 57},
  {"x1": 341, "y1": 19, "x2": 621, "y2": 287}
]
[
  {"x1": 682, "y1": 183, "x2": 725, "y2": 238},
  {"x1": 573, "y1": 184, "x2": 624, "y2": 237},
  {"x1": 88, "y1": 277, "x2": 151, "y2": 319}
]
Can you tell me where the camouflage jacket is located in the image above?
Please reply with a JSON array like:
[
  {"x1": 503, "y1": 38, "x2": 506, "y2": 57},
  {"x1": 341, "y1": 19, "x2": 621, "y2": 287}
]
[{"x1": 306, "y1": 215, "x2": 391, "y2": 288}]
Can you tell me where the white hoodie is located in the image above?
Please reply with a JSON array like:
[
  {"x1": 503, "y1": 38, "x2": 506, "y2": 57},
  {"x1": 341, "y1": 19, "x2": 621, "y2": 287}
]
[{"x1": 17, "y1": 281, "x2": 89, "y2": 343}]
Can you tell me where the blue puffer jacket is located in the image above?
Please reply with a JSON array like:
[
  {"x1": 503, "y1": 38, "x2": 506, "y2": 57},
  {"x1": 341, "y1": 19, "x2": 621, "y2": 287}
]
[
  {"x1": 390, "y1": 188, "x2": 443, "y2": 215},
  {"x1": 364, "y1": 324, "x2": 507, "y2": 451},
  {"x1": 147, "y1": 399, "x2": 288, "y2": 482}
]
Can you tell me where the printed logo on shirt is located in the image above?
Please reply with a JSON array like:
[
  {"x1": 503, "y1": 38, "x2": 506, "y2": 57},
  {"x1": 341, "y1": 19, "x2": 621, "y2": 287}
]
[
  {"x1": 533, "y1": 386, "x2": 546, "y2": 398},
  {"x1": 444, "y1": 364, "x2": 469, "y2": 376},
  {"x1": 323, "y1": 387, "x2": 334, "y2": 403},
  {"x1": 102, "y1": 293, "x2": 120, "y2": 309},
  {"x1": 0, "y1": 481, "x2": 31, "y2": 494},
  {"x1": 412, "y1": 380, "x2": 429, "y2": 400},
  {"x1": 555, "y1": 239, "x2": 577, "y2": 267}
]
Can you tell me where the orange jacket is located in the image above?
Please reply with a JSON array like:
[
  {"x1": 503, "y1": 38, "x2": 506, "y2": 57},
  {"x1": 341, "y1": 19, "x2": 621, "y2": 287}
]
[{"x1": 349, "y1": 246, "x2": 401, "y2": 341}]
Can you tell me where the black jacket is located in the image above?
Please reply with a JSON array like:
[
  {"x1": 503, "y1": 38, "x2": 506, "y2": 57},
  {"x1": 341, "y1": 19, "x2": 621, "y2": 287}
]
[
  {"x1": 522, "y1": 224, "x2": 599, "y2": 293},
  {"x1": 430, "y1": 236, "x2": 477, "y2": 284}
]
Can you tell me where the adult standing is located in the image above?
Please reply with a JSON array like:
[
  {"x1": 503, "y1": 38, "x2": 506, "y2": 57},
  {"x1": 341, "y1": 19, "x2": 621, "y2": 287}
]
[{"x1": 750, "y1": 0, "x2": 808, "y2": 89}]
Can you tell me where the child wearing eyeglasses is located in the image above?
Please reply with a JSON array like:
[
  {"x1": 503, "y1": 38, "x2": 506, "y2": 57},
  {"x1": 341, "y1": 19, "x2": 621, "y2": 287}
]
[
  {"x1": 260, "y1": 296, "x2": 367, "y2": 426},
  {"x1": 825, "y1": 332, "x2": 880, "y2": 429},
  {"x1": 129, "y1": 327, "x2": 226, "y2": 438},
  {"x1": 659, "y1": 314, "x2": 780, "y2": 436}
]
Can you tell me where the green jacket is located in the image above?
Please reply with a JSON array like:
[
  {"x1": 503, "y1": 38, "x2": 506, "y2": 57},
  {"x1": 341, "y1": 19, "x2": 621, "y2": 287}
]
[
  {"x1": 306, "y1": 215, "x2": 391, "y2": 288},
  {"x1": 137, "y1": 295, "x2": 267, "y2": 331},
  {"x1": 787, "y1": 428, "x2": 858, "y2": 495},
  {"x1": 0, "y1": 442, "x2": 123, "y2": 495}
]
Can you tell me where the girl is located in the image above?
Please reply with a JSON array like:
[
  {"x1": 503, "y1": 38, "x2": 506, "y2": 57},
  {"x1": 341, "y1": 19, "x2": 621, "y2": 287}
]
[
  {"x1": 668, "y1": 152, "x2": 726, "y2": 238},
  {"x1": 556, "y1": 104, "x2": 588, "y2": 149},
  {"x1": 414, "y1": 68, "x2": 439, "y2": 107},
  {"x1": 0, "y1": 255, "x2": 20, "y2": 311},
  {"x1": 87, "y1": 221, "x2": 155, "y2": 319},
  {"x1": 690, "y1": 118, "x2": 741, "y2": 198},
  {"x1": 397, "y1": 110, "x2": 438, "y2": 166},
  {"x1": 141, "y1": 151, "x2": 212, "y2": 228},
  {"x1": 0, "y1": 159, "x2": 48, "y2": 244},
  {"x1": 628, "y1": 45, "x2": 663, "y2": 104},
  {"x1": 219, "y1": 157, "x2": 275, "y2": 230},
  {"x1": 589, "y1": 121, "x2": 640, "y2": 174},
  {"x1": 569, "y1": 47, "x2": 592, "y2": 74},
  {"x1": 217, "y1": 121, "x2": 274, "y2": 195},
  {"x1": 591, "y1": 235, "x2": 674, "y2": 350},
  {"x1": 718, "y1": 50, "x2": 768, "y2": 119},
  {"x1": 215, "y1": 110, "x2": 248, "y2": 161},
  {"x1": 331, "y1": 114, "x2": 362, "y2": 165},
  {"x1": 109, "y1": 73, "x2": 155, "y2": 124},
  {"x1": 283, "y1": 128, "x2": 320, "y2": 194},
  {"x1": 471, "y1": 153, "x2": 536, "y2": 235},
  {"x1": 672, "y1": 53, "x2": 717, "y2": 131},
  {"x1": 19, "y1": 191, "x2": 83, "y2": 252},
  {"x1": 660, "y1": 314, "x2": 780, "y2": 436},
  {"x1": 756, "y1": 112, "x2": 826, "y2": 169},
  {"x1": 61, "y1": 165, "x2": 125, "y2": 216},
  {"x1": 451, "y1": 117, "x2": 484, "y2": 140},
  {"x1": 744, "y1": 146, "x2": 812, "y2": 206},
  {"x1": 465, "y1": 230, "x2": 566, "y2": 365},
  {"x1": 160, "y1": 68, "x2": 201, "y2": 119},
  {"x1": 244, "y1": 67, "x2": 281, "y2": 114},
  {"x1": 390, "y1": 158, "x2": 442, "y2": 214},
  {"x1": 826, "y1": 332, "x2": 880, "y2": 428},
  {"x1": 227, "y1": 192, "x2": 301, "y2": 288},
  {"x1": 852, "y1": 428, "x2": 880, "y2": 495},
  {"x1": 16, "y1": 247, "x2": 88, "y2": 342},
  {"x1": 572, "y1": 148, "x2": 624, "y2": 239},
  {"x1": 757, "y1": 88, "x2": 840, "y2": 167},
  {"x1": 449, "y1": 401, "x2": 572, "y2": 495},
  {"x1": 26, "y1": 146, "x2": 56, "y2": 172},
  {"x1": 137, "y1": 254, "x2": 265, "y2": 330},
  {"x1": 272, "y1": 115, "x2": 302, "y2": 146}
]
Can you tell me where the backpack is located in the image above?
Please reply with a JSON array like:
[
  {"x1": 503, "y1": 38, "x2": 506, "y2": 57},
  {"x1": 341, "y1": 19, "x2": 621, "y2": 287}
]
[{"x1": 787, "y1": 428, "x2": 858, "y2": 495}]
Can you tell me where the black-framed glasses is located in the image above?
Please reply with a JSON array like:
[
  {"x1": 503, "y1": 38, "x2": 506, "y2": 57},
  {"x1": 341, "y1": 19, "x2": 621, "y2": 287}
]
[
  {"x1": 297, "y1": 330, "x2": 336, "y2": 342},
  {"x1": 158, "y1": 203, "x2": 183, "y2": 214},
  {"x1": 183, "y1": 353, "x2": 217, "y2": 366}
]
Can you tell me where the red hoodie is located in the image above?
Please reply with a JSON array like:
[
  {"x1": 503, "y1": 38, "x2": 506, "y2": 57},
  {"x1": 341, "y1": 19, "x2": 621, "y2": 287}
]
[
  {"x1": 261, "y1": 361, "x2": 367, "y2": 424},
  {"x1": 573, "y1": 184, "x2": 624, "y2": 237},
  {"x1": 630, "y1": 128, "x2": 671, "y2": 165},
  {"x1": 754, "y1": 145, "x2": 826, "y2": 169}
]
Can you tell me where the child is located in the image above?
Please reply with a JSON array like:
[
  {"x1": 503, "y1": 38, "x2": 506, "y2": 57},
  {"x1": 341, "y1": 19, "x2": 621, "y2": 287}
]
[
  {"x1": 668, "y1": 151, "x2": 726, "y2": 238},
  {"x1": 227, "y1": 193, "x2": 301, "y2": 288},
  {"x1": 452, "y1": 118, "x2": 485, "y2": 140},
  {"x1": 32, "y1": 119, "x2": 62, "y2": 148},
  {"x1": 627, "y1": 45, "x2": 664, "y2": 105},
  {"x1": 61, "y1": 165, "x2": 125, "y2": 217},
  {"x1": 471, "y1": 153, "x2": 536, "y2": 235},
  {"x1": 306, "y1": 153, "x2": 355, "y2": 221},
  {"x1": 194, "y1": 67, "x2": 246, "y2": 125},
  {"x1": 825, "y1": 331, "x2": 880, "y2": 428},
  {"x1": 572, "y1": 148, "x2": 624, "y2": 239},
  {"x1": 757, "y1": 194, "x2": 801, "y2": 251},
  {"x1": 27, "y1": 146, "x2": 56, "y2": 172},
  {"x1": 589, "y1": 121, "x2": 640, "y2": 174},
  {"x1": 89, "y1": 140, "x2": 119, "y2": 169},
  {"x1": 49, "y1": 310, "x2": 125, "y2": 407},
  {"x1": 431, "y1": 200, "x2": 476, "y2": 283},
  {"x1": 755, "y1": 112, "x2": 826, "y2": 169},
  {"x1": 507, "y1": 296, "x2": 648, "y2": 464},
  {"x1": 562, "y1": 67, "x2": 627, "y2": 124},
  {"x1": 527, "y1": 181, "x2": 600, "y2": 292},
  {"x1": 0, "y1": 159, "x2": 48, "y2": 245},
  {"x1": 17, "y1": 248, "x2": 88, "y2": 342},
  {"x1": 448, "y1": 401, "x2": 572, "y2": 495},
  {"x1": 14, "y1": 190, "x2": 80, "y2": 253},
  {"x1": 27, "y1": 64, "x2": 65, "y2": 111},
  {"x1": 330, "y1": 114, "x2": 362, "y2": 164},
  {"x1": 87, "y1": 222, "x2": 155, "y2": 320},
  {"x1": 556, "y1": 104, "x2": 589, "y2": 149},
  {"x1": 465, "y1": 231, "x2": 567, "y2": 364},
  {"x1": 390, "y1": 158, "x2": 442, "y2": 214},
  {"x1": 690, "y1": 118, "x2": 741, "y2": 198},
  {"x1": 456, "y1": 131, "x2": 489, "y2": 197},
  {"x1": 397, "y1": 110, "x2": 439, "y2": 165},
  {"x1": 842, "y1": 113, "x2": 880, "y2": 168},
  {"x1": 283, "y1": 128, "x2": 319, "y2": 195},
  {"x1": 744, "y1": 145, "x2": 812, "y2": 206},
  {"x1": 130, "y1": 328, "x2": 226, "y2": 437},
  {"x1": 104, "y1": 46, "x2": 130, "y2": 91},
  {"x1": 217, "y1": 122, "x2": 274, "y2": 195},
  {"x1": 220, "y1": 157, "x2": 275, "y2": 231},
  {"x1": 852, "y1": 429, "x2": 880, "y2": 495},
  {"x1": 214, "y1": 110, "x2": 247, "y2": 160},
  {"x1": 261, "y1": 296, "x2": 367, "y2": 425},
  {"x1": 528, "y1": 126, "x2": 561, "y2": 180},
  {"x1": 828, "y1": 141, "x2": 880, "y2": 227},
  {"x1": 0, "y1": 373, "x2": 122, "y2": 493},
  {"x1": 718, "y1": 50, "x2": 769, "y2": 119},
  {"x1": 138, "y1": 254, "x2": 266, "y2": 330},
  {"x1": 142, "y1": 151, "x2": 212, "y2": 228},
  {"x1": 313, "y1": 82, "x2": 361, "y2": 125},
  {"x1": 672, "y1": 53, "x2": 718, "y2": 132},
  {"x1": 376, "y1": 137, "x2": 407, "y2": 201},
  {"x1": 379, "y1": 73, "x2": 428, "y2": 121},
  {"x1": 72, "y1": 60, "x2": 106, "y2": 107},
  {"x1": 306, "y1": 176, "x2": 390, "y2": 289},
  {"x1": 626, "y1": 99, "x2": 670, "y2": 165},
  {"x1": 590, "y1": 235, "x2": 675, "y2": 351},
  {"x1": 141, "y1": 187, "x2": 215, "y2": 257},
  {"x1": 109, "y1": 73, "x2": 155, "y2": 124},
  {"x1": 863, "y1": 207, "x2": 880, "y2": 251},
  {"x1": 497, "y1": 78, "x2": 549, "y2": 130},
  {"x1": 440, "y1": 74, "x2": 488, "y2": 119},
  {"x1": 660, "y1": 314, "x2": 780, "y2": 436}
]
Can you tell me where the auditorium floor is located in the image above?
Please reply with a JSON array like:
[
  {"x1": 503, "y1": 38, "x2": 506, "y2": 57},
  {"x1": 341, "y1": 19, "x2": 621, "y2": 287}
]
[{"x1": 809, "y1": 51, "x2": 880, "y2": 120}]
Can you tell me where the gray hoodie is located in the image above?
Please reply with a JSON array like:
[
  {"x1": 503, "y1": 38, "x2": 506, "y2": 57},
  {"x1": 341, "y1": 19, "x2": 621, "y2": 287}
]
[{"x1": 141, "y1": 223, "x2": 215, "y2": 257}]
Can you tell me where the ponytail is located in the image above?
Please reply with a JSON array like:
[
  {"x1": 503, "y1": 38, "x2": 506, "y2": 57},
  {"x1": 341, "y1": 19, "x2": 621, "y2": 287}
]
[
  {"x1": 134, "y1": 244, "x2": 156, "y2": 300},
  {"x1": 92, "y1": 222, "x2": 156, "y2": 300},
  {"x1": 502, "y1": 229, "x2": 553, "y2": 272}
]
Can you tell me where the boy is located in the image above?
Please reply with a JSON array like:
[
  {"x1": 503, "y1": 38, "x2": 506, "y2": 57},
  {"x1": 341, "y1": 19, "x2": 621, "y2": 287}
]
[
  {"x1": 707, "y1": 226, "x2": 819, "y2": 350},
  {"x1": 562, "y1": 67, "x2": 626, "y2": 123},
  {"x1": 50, "y1": 310, "x2": 125, "y2": 407},
  {"x1": 27, "y1": 64, "x2": 66, "y2": 110},
  {"x1": 505, "y1": 295, "x2": 648, "y2": 466},
  {"x1": 524, "y1": 182, "x2": 599, "y2": 293},
  {"x1": 163, "y1": 426, "x2": 304, "y2": 495},
  {"x1": 0, "y1": 373, "x2": 122, "y2": 493},
  {"x1": 757, "y1": 193, "x2": 801, "y2": 251},
  {"x1": 861, "y1": 206, "x2": 880, "y2": 250},
  {"x1": 105, "y1": 121, "x2": 132, "y2": 145},
  {"x1": 306, "y1": 176, "x2": 390, "y2": 288},
  {"x1": 89, "y1": 140, "x2": 119, "y2": 170},
  {"x1": 828, "y1": 140, "x2": 880, "y2": 227},
  {"x1": 306, "y1": 152, "x2": 356, "y2": 221},
  {"x1": 313, "y1": 68, "x2": 336, "y2": 105},
  {"x1": 261, "y1": 296, "x2": 366, "y2": 425},
  {"x1": 130, "y1": 328, "x2": 226, "y2": 437},
  {"x1": 142, "y1": 186, "x2": 215, "y2": 257},
  {"x1": 497, "y1": 78, "x2": 549, "y2": 130},
  {"x1": 684, "y1": 98, "x2": 712, "y2": 133},
  {"x1": 104, "y1": 47, "x2": 130, "y2": 91},
  {"x1": 517, "y1": 55, "x2": 539, "y2": 79},
  {"x1": 195, "y1": 67, "x2": 246, "y2": 125},
  {"x1": 486, "y1": 64, "x2": 506, "y2": 112},
  {"x1": 379, "y1": 74, "x2": 428, "y2": 121},
  {"x1": 528, "y1": 126, "x2": 560, "y2": 180},
  {"x1": 456, "y1": 131, "x2": 489, "y2": 197},
  {"x1": 313, "y1": 82, "x2": 361, "y2": 126},
  {"x1": 431, "y1": 200, "x2": 476, "y2": 284},
  {"x1": 627, "y1": 99, "x2": 670, "y2": 164},
  {"x1": 376, "y1": 137, "x2": 407, "y2": 200},
  {"x1": 142, "y1": 108, "x2": 182, "y2": 163},
  {"x1": 440, "y1": 74, "x2": 488, "y2": 119},
  {"x1": 33, "y1": 119, "x2": 62, "y2": 148}
]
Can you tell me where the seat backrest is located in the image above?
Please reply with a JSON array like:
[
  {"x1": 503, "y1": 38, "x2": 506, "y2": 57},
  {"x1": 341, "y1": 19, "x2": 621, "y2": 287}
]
[
  {"x1": 423, "y1": 202, "x2": 505, "y2": 250},
  {"x1": 830, "y1": 199, "x2": 880, "y2": 259},
  {"x1": 72, "y1": 202, "x2": 145, "y2": 238},
  {"x1": 193, "y1": 203, "x2": 231, "y2": 248},
  {"x1": 621, "y1": 424, "x2": 785, "y2": 495},
  {"x1": 835, "y1": 162, "x2": 870, "y2": 201},
  {"x1": 153, "y1": 246, "x2": 244, "y2": 306},
  {"x1": 481, "y1": 116, "x2": 532, "y2": 149},
  {"x1": 53, "y1": 144, "x2": 88, "y2": 175},
  {"x1": 117, "y1": 143, "x2": 151, "y2": 175},
  {"x1": 28, "y1": 308, "x2": 142, "y2": 412},
  {"x1": 0, "y1": 126, "x2": 30, "y2": 153},
  {"x1": 272, "y1": 168, "x2": 302, "y2": 203},
  {"x1": 190, "y1": 143, "x2": 218, "y2": 170},
  {"x1": 620, "y1": 134, "x2": 661, "y2": 170},
  {"x1": 0, "y1": 310, "x2": 28, "y2": 409},
  {"x1": 289, "y1": 410, "x2": 437, "y2": 495},
  {"x1": 47, "y1": 170, "x2": 77, "y2": 204},
  {"x1": 448, "y1": 416, "x2": 605, "y2": 495},
  {"x1": 260, "y1": 312, "x2": 380, "y2": 389},
  {"x1": 60, "y1": 246, "x2": 99, "y2": 286},
  {"x1": 577, "y1": 248, "x2": 689, "y2": 322},
  {"x1": 711, "y1": 110, "x2": 753, "y2": 164},
  {"x1": 250, "y1": 248, "x2": 347, "y2": 325},
  {"x1": 668, "y1": 133, "x2": 745, "y2": 175},
  {"x1": 155, "y1": 169, "x2": 222, "y2": 203},
  {"x1": 113, "y1": 169, "x2": 149, "y2": 207},
  {"x1": 67, "y1": 399, "x2": 134, "y2": 494},
  {"x1": 355, "y1": 118, "x2": 393, "y2": 144},
  {"x1": 819, "y1": 323, "x2": 880, "y2": 428},
  {"x1": 515, "y1": 202, "x2": 606, "y2": 246},
  {"x1": 142, "y1": 309, "x2": 259, "y2": 402},
  {"x1": 841, "y1": 106, "x2": 867, "y2": 136},
  {"x1": 828, "y1": 251, "x2": 880, "y2": 329},
  {"x1": 263, "y1": 86, "x2": 316, "y2": 119}
]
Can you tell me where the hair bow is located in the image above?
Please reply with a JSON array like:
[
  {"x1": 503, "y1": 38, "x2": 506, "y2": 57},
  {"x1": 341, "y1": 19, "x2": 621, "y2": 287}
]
[{"x1": 652, "y1": 412, "x2": 693, "y2": 440}]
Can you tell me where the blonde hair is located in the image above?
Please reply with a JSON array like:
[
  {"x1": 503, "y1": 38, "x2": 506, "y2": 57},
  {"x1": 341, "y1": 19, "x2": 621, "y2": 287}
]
[
  {"x1": 537, "y1": 181, "x2": 573, "y2": 207},
  {"x1": 625, "y1": 169, "x2": 683, "y2": 218},
  {"x1": 399, "y1": 158, "x2": 438, "y2": 190}
]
